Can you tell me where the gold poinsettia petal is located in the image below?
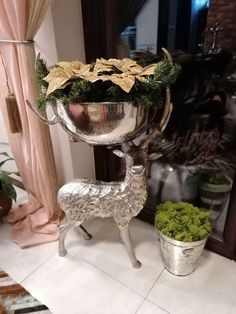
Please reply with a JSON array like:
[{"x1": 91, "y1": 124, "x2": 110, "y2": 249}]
[
  {"x1": 93, "y1": 59, "x2": 114, "y2": 73},
  {"x1": 108, "y1": 58, "x2": 142, "y2": 75},
  {"x1": 57, "y1": 60, "x2": 85, "y2": 70},
  {"x1": 44, "y1": 67, "x2": 74, "y2": 96},
  {"x1": 140, "y1": 64, "x2": 157, "y2": 76},
  {"x1": 73, "y1": 64, "x2": 92, "y2": 75},
  {"x1": 136, "y1": 76, "x2": 149, "y2": 83},
  {"x1": 110, "y1": 74, "x2": 135, "y2": 93},
  {"x1": 79, "y1": 72, "x2": 100, "y2": 83},
  {"x1": 44, "y1": 57, "x2": 159, "y2": 96}
]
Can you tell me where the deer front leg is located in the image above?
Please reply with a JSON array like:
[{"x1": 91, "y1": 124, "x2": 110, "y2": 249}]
[
  {"x1": 117, "y1": 223, "x2": 141, "y2": 269},
  {"x1": 58, "y1": 221, "x2": 76, "y2": 257}
]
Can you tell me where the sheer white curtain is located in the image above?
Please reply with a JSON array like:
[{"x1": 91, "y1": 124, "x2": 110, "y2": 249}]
[{"x1": 0, "y1": 0, "x2": 61, "y2": 247}]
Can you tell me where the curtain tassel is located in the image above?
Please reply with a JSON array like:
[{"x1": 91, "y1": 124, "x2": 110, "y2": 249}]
[
  {"x1": 1, "y1": 52, "x2": 22, "y2": 133},
  {"x1": 5, "y1": 93, "x2": 22, "y2": 133}
]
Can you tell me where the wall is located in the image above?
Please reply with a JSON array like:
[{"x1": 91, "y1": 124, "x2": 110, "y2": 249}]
[
  {"x1": 135, "y1": 0, "x2": 159, "y2": 54},
  {"x1": 35, "y1": 0, "x2": 95, "y2": 185},
  {"x1": 48, "y1": 0, "x2": 95, "y2": 182},
  {"x1": 206, "y1": 0, "x2": 236, "y2": 52},
  {"x1": 0, "y1": 0, "x2": 95, "y2": 186}
]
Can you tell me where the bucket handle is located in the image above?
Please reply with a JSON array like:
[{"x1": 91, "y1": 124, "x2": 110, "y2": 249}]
[{"x1": 183, "y1": 248, "x2": 195, "y2": 256}]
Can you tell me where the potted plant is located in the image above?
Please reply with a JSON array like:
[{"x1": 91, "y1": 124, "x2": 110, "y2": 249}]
[
  {"x1": 168, "y1": 125, "x2": 221, "y2": 201},
  {"x1": 155, "y1": 201, "x2": 211, "y2": 276},
  {"x1": 0, "y1": 151, "x2": 17, "y2": 218},
  {"x1": 150, "y1": 125, "x2": 221, "y2": 203},
  {"x1": 199, "y1": 172, "x2": 233, "y2": 221},
  {"x1": 28, "y1": 50, "x2": 180, "y2": 146}
]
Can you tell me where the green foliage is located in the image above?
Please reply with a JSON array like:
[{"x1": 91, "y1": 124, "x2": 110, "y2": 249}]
[
  {"x1": 35, "y1": 56, "x2": 180, "y2": 109},
  {"x1": 0, "y1": 152, "x2": 17, "y2": 201},
  {"x1": 155, "y1": 201, "x2": 211, "y2": 242},
  {"x1": 202, "y1": 172, "x2": 231, "y2": 185},
  {"x1": 154, "y1": 60, "x2": 181, "y2": 86},
  {"x1": 35, "y1": 55, "x2": 49, "y2": 89}
]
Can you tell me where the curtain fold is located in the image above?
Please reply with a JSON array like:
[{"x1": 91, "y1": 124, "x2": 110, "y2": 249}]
[{"x1": 0, "y1": 0, "x2": 60, "y2": 248}]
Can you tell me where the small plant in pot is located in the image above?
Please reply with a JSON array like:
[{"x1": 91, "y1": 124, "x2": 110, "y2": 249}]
[
  {"x1": 0, "y1": 151, "x2": 17, "y2": 218},
  {"x1": 199, "y1": 172, "x2": 233, "y2": 221},
  {"x1": 155, "y1": 201, "x2": 211, "y2": 276}
]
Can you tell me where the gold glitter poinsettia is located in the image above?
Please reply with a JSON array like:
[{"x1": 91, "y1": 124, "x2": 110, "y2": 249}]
[{"x1": 44, "y1": 58, "x2": 158, "y2": 96}]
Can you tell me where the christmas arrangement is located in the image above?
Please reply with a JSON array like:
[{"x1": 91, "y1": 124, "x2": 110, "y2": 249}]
[{"x1": 35, "y1": 49, "x2": 180, "y2": 109}]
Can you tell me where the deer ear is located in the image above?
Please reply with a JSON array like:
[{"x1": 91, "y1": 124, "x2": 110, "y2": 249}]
[{"x1": 113, "y1": 150, "x2": 125, "y2": 158}]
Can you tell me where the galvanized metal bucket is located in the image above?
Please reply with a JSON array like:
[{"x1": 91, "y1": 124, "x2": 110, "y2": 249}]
[{"x1": 157, "y1": 230, "x2": 207, "y2": 276}]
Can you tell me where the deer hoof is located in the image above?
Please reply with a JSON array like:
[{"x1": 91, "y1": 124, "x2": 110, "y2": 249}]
[
  {"x1": 59, "y1": 249, "x2": 67, "y2": 257},
  {"x1": 133, "y1": 260, "x2": 142, "y2": 269},
  {"x1": 84, "y1": 234, "x2": 92, "y2": 240}
]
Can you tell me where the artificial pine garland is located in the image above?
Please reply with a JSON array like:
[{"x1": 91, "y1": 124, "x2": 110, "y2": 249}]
[{"x1": 35, "y1": 52, "x2": 180, "y2": 109}]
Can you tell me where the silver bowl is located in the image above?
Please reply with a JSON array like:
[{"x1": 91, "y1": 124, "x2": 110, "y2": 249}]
[{"x1": 52, "y1": 101, "x2": 148, "y2": 145}]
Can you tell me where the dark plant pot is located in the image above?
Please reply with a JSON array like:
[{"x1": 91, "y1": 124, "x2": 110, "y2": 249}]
[
  {"x1": 149, "y1": 163, "x2": 199, "y2": 203},
  {"x1": 199, "y1": 176, "x2": 233, "y2": 221},
  {"x1": 0, "y1": 190, "x2": 12, "y2": 218}
]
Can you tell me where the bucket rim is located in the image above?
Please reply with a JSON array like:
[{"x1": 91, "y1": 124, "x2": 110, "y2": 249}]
[{"x1": 157, "y1": 229, "x2": 208, "y2": 248}]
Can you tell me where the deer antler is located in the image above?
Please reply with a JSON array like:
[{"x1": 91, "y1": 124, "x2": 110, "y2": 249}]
[
  {"x1": 140, "y1": 88, "x2": 172, "y2": 151},
  {"x1": 122, "y1": 48, "x2": 174, "y2": 167},
  {"x1": 139, "y1": 47, "x2": 173, "y2": 160}
]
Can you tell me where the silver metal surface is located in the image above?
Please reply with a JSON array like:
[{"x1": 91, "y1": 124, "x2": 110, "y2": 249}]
[
  {"x1": 157, "y1": 230, "x2": 207, "y2": 276},
  {"x1": 57, "y1": 149, "x2": 147, "y2": 268},
  {"x1": 0, "y1": 39, "x2": 34, "y2": 44},
  {"x1": 26, "y1": 100, "x2": 58, "y2": 125},
  {"x1": 51, "y1": 101, "x2": 148, "y2": 145}
]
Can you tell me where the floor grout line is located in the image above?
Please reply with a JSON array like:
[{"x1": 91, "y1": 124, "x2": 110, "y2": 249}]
[
  {"x1": 144, "y1": 269, "x2": 171, "y2": 314},
  {"x1": 140, "y1": 268, "x2": 171, "y2": 314},
  {"x1": 134, "y1": 298, "x2": 146, "y2": 314},
  {"x1": 133, "y1": 268, "x2": 165, "y2": 314},
  {"x1": 19, "y1": 251, "x2": 57, "y2": 285},
  {"x1": 81, "y1": 257, "x2": 146, "y2": 298},
  {"x1": 146, "y1": 299, "x2": 172, "y2": 314},
  {"x1": 144, "y1": 268, "x2": 164, "y2": 298}
]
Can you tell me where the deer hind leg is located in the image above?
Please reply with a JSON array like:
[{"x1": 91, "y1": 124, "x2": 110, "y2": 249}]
[
  {"x1": 76, "y1": 224, "x2": 92, "y2": 240},
  {"x1": 58, "y1": 220, "x2": 91, "y2": 257},
  {"x1": 117, "y1": 222, "x2": 141, "y2": 269}
]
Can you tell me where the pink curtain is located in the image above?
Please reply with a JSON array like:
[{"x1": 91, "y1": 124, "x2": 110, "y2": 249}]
[{"x1": 0, "y1": 0, "x2": 61, "y2": 247}]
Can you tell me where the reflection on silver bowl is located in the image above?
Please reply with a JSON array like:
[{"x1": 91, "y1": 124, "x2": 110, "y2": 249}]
[{"x1": 52, "y1": 101, "x2": 148, "y2": 145}]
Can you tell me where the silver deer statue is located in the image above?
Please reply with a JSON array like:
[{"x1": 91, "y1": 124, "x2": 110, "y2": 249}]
[
  {"x1": 57, "y1": 150, "x2": 147, "y2": 268},
  {"x1": 57, "y1": 88, "x2": 172, "y2": 268}
]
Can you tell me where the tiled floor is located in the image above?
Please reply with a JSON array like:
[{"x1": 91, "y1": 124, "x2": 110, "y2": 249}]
[{"x1": 1, "y1": 190, "x2": 236, "y2": 313}]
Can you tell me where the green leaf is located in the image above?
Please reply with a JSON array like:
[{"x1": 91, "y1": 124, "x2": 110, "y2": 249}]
[
  {"x1": 0, "y1": 157, "x2": 14, "y2": 168},
  {"x1": 0, "y1": 152, "x2": 11, "y2": 158},
  {"x1": 0, "y1": 169, "x2": 18, "y2": 178},
  {"x1": 1, "y1": 180, "x2": 17, "y2": 201}
]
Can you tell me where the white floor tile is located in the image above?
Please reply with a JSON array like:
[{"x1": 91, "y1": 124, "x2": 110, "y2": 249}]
[
  {"x1": 0, "y1": 187, "x2": 58, "y2": 283},
  {"x1": 147, "y1": 250, "x2": 236, "y2": 314},
  {"x1": 63, "y1": 217, "x2": 164, "y2": 296},
  {"x1": 21, "y1": 254, "x2": 144, "y2": 314},
  {"x1": 0, "y1": 222, "x2": 57, "y2": 282},
  {"x1": 137, "y1": 300, "x2": 170, "y2": 314}
]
